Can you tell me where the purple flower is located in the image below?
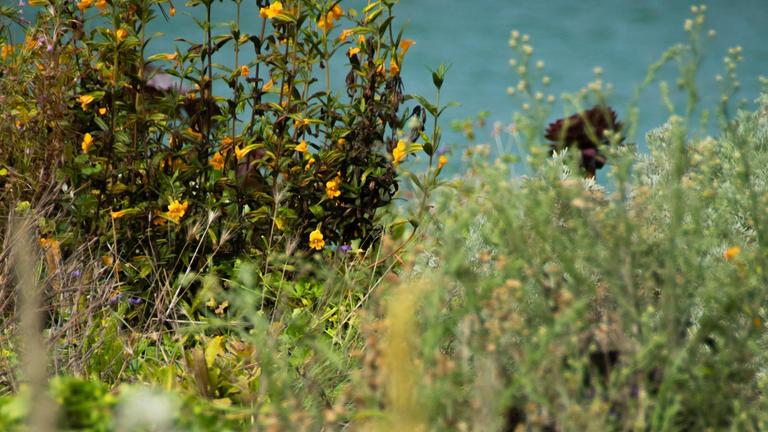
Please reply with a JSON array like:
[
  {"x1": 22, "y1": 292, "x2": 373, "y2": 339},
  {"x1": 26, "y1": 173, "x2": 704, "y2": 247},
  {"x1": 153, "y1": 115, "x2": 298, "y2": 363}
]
[
  {"x1": 339, "y1": 244, "x2": 352, "y2": 253},
  {"x1": 70, "y1": 269, "x2": 82, "y2": 278},
  {"x1": 128, "y1": 297, "x2": 143, "y2": 305},
  {"x1": 108, "y1": 293, "x2": 123, "y2": 305}
]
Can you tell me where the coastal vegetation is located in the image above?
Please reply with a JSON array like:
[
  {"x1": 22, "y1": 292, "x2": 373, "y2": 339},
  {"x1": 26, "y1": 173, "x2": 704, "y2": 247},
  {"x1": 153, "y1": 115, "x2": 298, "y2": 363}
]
[{"x1": 1, "y1": 1, "x2": 767, "y2": 430}]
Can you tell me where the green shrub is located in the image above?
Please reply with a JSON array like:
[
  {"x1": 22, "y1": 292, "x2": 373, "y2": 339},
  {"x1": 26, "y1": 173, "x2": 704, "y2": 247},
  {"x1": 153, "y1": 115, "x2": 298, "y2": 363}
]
[{"x1": 0, "y1": 0, "x2": 443, "y2": 316}]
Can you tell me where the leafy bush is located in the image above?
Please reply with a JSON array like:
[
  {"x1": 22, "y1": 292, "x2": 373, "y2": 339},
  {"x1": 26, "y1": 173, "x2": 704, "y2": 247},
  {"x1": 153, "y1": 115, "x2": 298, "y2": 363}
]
[{"x1": 1, "y1": 0, "x2": 440, "y2": 316}]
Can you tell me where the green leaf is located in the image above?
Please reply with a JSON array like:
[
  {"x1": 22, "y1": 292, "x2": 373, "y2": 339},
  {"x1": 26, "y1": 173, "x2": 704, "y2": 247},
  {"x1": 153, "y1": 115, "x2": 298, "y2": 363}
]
[
  {"x1": 205, "y1": 336, "x2": 225, "y2": 367},
  {"x1": 412, "y1": 95, "x2": 438, "y2": 117}
]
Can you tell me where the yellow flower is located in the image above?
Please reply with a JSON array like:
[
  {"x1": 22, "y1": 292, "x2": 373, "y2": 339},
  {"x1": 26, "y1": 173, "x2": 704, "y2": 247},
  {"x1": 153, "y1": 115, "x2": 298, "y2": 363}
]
[
  {"x1": 1, "y1": 44, "x2": 13, "y2": 61},
  {"x1": 309, "y1": 229, "x2": 325, "y2": 250},
  {"x1": 215, "y1": 300, "x2": 229, "y2": 315},
  {"x1": 95, "y1": 0, "x2": 108, "y2": 11},
  {"x1": 347, "y1": 47, "x2": 360, "y2": 57},
  {"x1": 375, "y1": 63, "x2": 385, "y2": 76},
  {"x1": 262, "y1": 79, "x2": 274, "y2": 92},
  {"x1": 98, "y1": 107, "x2": 107, "y2": 115},
  {"x1": 438, "y1": 154, "x2": 447, "y2": 169},
  {"x1": 305, "y1": 156, "x2": 315, "y2": 171},
  {"x1": 317, "y1": 13, "x2": 335, "y2": 32},
  {"x1": 339, "y1": 29, "x2": 354, "y2": 42},
  {"x1": 259, "y1": 1, "x2": 283, "y2": 19},
  {"x1": 77, "y1": 0, "x2": 92, "y2": 12},
  {"x1": 358, "y1": 35, "x2": 366, "y2": 44},
  {"x1": 234, "y1": 145, "x2": 249, "y2": 161},
  {"x1": 274, "y1": 217, "x2": 285, "y2": 231},
  {"x1": 295, "y1": 140, "x2": 308, "y2": 153},
  {"x1": 209, "y1": 151, "x2": 225, "y2": 170},
  {"x1": 81, "y1": 133, "x2": 94, "y2": 153},
  {"x1": 115, "y1": 28, "x2": 128, "y2": 42},
  {"x1": 167, "y1": 199, "x2": 189, "y2": 224},
  {"x1": 38, "y1": 237, "x2": 59, "y2": 250},
  {"x1": 399, "y1": 39, "x2": 416, "y2": 56},
  {"x1": 24, "y1": 35, "x2": 36, "y2": 50},
  {"x1": 79, "y1": 95, "x2": 94, "y2": 110},
  {"x1": 169, "y1": 6, "x2": 176, "y2": 16},
  {"x1": 111, "y1": 209, "x2": 128, "y2": 219},
  {"x1": 326, "y1": 175, "x2": 342, "y2": 199},
  {"x1": 337, "y1": 138, "x2": 346, "y2": 147},
  {"x1": 330, "y1": 4, "x2": 344, "y2": 19},
  {"x1": 294, "y1": 118, "x2": 310, "y2": 128},
  {"x1": 239, "y1": 65, "x2": 249, "y2": 77},
  {"x1": 389, "y1": 59, "x2": 400, "y2": 76},
  {"x1": 392, "y1": 139, "x2": 406, "y2": 165},
  {"x1": 724, "y1": 246, "x2": 741, "y2": 261}
]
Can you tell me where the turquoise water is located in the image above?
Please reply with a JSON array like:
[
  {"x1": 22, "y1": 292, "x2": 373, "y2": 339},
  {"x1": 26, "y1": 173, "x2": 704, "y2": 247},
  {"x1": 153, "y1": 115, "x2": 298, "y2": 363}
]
[
  {"x1": 391, "y1": 1, "x2": 767, "y2": 149},
  {"x1": 144, "y1": 0, "x2": 767, "y2": 151}
]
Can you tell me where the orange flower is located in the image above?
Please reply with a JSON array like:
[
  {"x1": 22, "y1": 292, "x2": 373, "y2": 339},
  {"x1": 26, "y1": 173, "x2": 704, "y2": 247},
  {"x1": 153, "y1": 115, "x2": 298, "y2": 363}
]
[
  {"x1": 98, "y1": 107, "x2": 108, "y2": 115},
  {"x1": 77, "y1": 0, "x2": 93, "y2": 12},
  {"x1": 438, "y1": 154, "x2": 447, "y2": 169},
  {"x1": 317, "y1": 13, "x2": 334, "y2": 32},
  {"x1": 389, "y1": 59, "x2": 400, "y2": 76},
  {"x1": 221, "y1": 136, "x2": 234, "y2": 152},
  {"x1": 169, "y1": 6, "x2": 176, "y2": 16},
  {"x1": 209, "y1": 151, "x2": 225, "y2": 170},
  {"x1": 399, "y1": 39, "x2": 416, "y2": 56},
  {"x1": 0, "y1": 44, "x2": 13, "y2": 61},
  {"x1": 95, "y1": 0, "x2": 108, "y2": 11},
  {"x1": 330, "y1": 4, "x2": 344, "y2": 19},
  {"x1": 152, "y1": 210, "x2": 167, "y2": 226},
  {"x1": 239, "y1": 65, "x2": 249, "y2": 77},
  {"x1": 262, "y1": 79, "x2": 274, "y2": 92},
  {"x1": 724, "y1": 246, "x2": 741, "y2": 261},
  {"x1": 347, "y1": 47, "x2": 360, "y2": 57},
  {"x1": 111, "y1": 209, "x2": 128, "y2": 219}
]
